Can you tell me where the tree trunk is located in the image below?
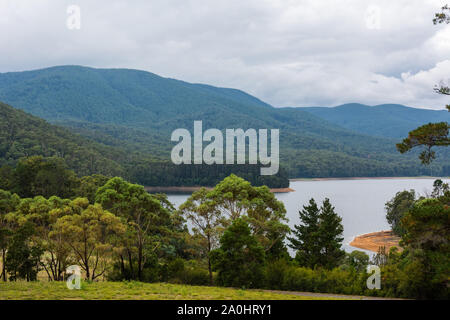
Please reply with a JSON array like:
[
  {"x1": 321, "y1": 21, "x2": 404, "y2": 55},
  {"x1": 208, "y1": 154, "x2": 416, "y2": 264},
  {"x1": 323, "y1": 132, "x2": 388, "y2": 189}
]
[
  {"x1": 57, "y1": 260, "x2": 62, "y2": 281},
  {"x1": 207, "y1": 235, "x2": 213, "y2": 285},
  {"x1": 1, "y1": 249, "x2": 6, "y2": 281},
  {"x1": 85, "y1": 264, "x2": 90, "y2": 281},
  {"x1": 119, "y1": 255, "x2": 125, "y2": 278},
  {"x1": 138, "y1": 244, "x2": 143, "y2": 281},
  {"x1": 127, "y1": 249, "x2": 134, "y2": 279},
  {"x1": 208, "y1": 258, "x2": 213, "y2": 285}
]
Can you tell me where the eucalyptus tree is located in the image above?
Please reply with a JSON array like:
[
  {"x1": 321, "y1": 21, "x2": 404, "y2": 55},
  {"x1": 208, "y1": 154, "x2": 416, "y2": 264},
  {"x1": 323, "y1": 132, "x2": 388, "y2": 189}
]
[
  {"x1": 13, "y1": 195, "x2": 71, "y2": 281},
  {"x1": 95, "y1": 177, "x2": 172, "y2": 281},
  {"x1": 206, "y1": 174, "x2": 289, "y2": 256},
  {"x1": 179, "y1": 187, "x2": 224, "y2": 284},
  {"x1": 52, "y1": 201, "x2": 126, "y2": 281}
]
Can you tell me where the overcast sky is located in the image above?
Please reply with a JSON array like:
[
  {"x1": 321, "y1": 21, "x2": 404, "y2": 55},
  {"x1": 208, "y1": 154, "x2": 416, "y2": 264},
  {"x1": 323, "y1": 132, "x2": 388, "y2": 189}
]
[{"x1": 1, "y1": 0, "x2": 449, "y2": 109}]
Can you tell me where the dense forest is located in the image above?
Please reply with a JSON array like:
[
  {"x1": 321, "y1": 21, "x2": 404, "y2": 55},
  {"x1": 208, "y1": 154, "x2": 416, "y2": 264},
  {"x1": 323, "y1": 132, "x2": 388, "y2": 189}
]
[
  {"x1": 0, "y1": 102, "x2": 289, "y2": 187},
  {"x1": 0, "y1": 102, "x2": 126, "y2": 177},
  {"x1": 0, "y1": 66, "x2": 448, "y2": 180}
]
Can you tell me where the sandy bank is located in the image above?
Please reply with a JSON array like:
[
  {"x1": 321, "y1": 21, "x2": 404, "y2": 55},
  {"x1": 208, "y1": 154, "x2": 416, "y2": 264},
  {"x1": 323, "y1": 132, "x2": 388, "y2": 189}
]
[{"x1": 350, "y1": 230, "x2": 401, "y2": 253}]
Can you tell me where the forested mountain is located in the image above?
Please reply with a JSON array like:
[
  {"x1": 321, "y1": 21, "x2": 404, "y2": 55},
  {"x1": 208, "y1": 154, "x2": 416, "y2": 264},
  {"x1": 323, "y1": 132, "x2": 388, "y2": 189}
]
[
  {"x1": 300, "y1": 103, "x2": 450, "y2": 138},
  {"x1": 0, "y1": 65, "x2": 271, "y2": 126},
  {"x1": 0, "y1": 101, "x2": 126, "y2": 177},
  {"x1": 0, "y1": 102, "x2": 289, "y2": 187},
  {"x1": 0, "y1": 66, "x2": 448, "y2": 178}
]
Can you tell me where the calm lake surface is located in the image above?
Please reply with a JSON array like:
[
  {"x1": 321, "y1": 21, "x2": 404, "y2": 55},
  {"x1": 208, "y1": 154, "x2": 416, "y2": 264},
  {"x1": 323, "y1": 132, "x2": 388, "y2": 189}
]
[{"x1": 166, "y1": 177, "x2": 449, "y2": 253}]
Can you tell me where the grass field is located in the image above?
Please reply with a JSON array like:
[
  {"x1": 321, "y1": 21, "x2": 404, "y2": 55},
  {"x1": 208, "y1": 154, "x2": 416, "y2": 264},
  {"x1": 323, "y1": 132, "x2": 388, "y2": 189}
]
[{"x1": 0, "y1": 281, "x2": 349, "y2": 300}]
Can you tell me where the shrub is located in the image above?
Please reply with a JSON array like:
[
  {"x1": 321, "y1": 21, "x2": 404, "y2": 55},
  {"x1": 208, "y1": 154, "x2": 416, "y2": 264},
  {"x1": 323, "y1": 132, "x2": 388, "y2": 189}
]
[
  {"x1": 281, "y1": 266, "x2": 315, "y2": 292},
  {"x1": 171, "y1": 267, "x2": 210, "y2": 286},
  {"x1": 211, "y1": 218, "x2": 266, "y2": 289},
  {"x1": 265, "y1": 260, "x2": 368, "y2": 296},
  {"x1": 264, "y1": 260, "x2": 290, "y2": 290}
]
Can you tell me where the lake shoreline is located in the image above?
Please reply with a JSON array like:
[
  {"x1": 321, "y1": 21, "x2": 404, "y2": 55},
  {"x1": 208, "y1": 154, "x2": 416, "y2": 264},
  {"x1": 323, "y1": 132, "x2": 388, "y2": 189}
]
[
  {"x1": 350, "y1": 230, "x2": 401, "y2": 253},
  {"x1": 144, "y1": 176, "x2": 447, "y2": 194},
  {"x1": 290, "y1": 176, "x2": 445, "y2": 182},
  {"x1": 145, "y1": 186, "x2": 295, "y2": 194},
  {"x1": 144, "y1": 176, "x2": 448, "y2": 194}
]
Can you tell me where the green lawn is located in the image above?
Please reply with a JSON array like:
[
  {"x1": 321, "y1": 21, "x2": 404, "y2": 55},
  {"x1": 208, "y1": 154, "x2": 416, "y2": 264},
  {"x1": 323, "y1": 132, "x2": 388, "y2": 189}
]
[{"x1": 0, "y1": 281, "x2": 341, "y2": 300}]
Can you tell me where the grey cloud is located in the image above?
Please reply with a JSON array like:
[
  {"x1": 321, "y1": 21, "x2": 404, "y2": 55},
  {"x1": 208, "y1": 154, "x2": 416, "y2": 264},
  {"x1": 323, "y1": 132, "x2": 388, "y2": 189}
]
[{"x1": 0, "y1": 0, "x2": 449, "y2": 109}]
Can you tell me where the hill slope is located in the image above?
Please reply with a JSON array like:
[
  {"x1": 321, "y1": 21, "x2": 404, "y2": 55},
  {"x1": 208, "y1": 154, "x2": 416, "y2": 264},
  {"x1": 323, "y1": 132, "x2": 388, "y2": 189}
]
[
  {"x1": 0, "y1": 101, "x2": 289, "y2": 187},
  {"x1": 0, "y1": 101, "x2": 127, "y2": 177},
  {"x1": 300, "y1": 103, "x2": 450, "y2": 138},
  {"x1": 0, "y1": 65, "x2": 272, "y2": 126},
  {"x1": 0, "y1": 66, "x2": 448, "y2": 178}
]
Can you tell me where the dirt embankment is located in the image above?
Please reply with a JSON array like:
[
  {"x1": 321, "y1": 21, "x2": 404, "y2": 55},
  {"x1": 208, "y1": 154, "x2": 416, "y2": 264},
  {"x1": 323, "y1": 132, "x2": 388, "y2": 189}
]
[
  {"x1": 145, "y1": 186, "x2": 294, "y2": 193},
  {"x1": 268, "y1": 187, "x2": 295, "y2": 193},
  {"x1": 350, "y1": 231, "x2": 401, "y2": 253}
]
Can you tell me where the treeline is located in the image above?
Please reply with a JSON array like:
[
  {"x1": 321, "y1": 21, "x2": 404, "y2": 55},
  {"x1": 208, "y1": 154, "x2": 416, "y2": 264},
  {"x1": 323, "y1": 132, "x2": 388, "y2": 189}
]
[
  {"x1": 283, "y1": 149, "x2": 449, "y2": 178},
  {"x1": 0, "y1": 174, "x2": 191, "y2": 282},
  {"x1": 0, "y1": 156, "x2": 289, "y2": 196},
  {"x1": 128, "y1": 161, "x2": 290, "y2": 188},
  {"x1": 0, "y1": 172, "x2": 447, "y2": 299},
  {"x1": 0, "y1": 156, "x2": 108, "y2": 200},
  {"x1": 0, "y1": 173, "x2": 354, "y2": 289}
]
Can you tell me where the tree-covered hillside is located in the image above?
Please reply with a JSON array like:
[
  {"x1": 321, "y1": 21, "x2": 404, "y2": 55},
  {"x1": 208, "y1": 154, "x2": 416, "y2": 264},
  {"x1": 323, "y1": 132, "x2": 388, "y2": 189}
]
[
  {"x1": 0, "y1": 101, "x2": 126, "y2": 177},
  {"x1": 0, "y1": 66, "x2": 448, "y2": 178},
  {"x1": 0, "y1": 65, "x2": 272, "y2": 126},
  {"x1": 0, "y1": 102, "x2": 289, "y2": 187}
]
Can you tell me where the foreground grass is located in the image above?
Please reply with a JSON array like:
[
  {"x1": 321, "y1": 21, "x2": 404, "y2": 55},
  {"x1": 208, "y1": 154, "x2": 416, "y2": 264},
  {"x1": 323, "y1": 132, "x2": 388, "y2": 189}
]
[{"x1": 0, "y1": 281, "x2": 341, "y2": 300}]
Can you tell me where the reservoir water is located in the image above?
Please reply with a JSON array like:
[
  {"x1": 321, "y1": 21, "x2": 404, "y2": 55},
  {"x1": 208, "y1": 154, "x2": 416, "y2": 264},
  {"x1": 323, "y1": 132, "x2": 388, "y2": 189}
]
[{"x1": 166, "y1": 177, "x2": 449, "y2": 253}]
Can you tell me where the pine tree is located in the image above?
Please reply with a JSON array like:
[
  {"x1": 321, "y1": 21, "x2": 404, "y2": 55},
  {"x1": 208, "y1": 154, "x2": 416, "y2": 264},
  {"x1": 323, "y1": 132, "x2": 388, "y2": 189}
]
[
  {"x1": 289, "y1": 198, "x2": 345, "y2": 269},
  {"x1": 318, "y1": 198, "x2": 345, "y2": 269},
  {"x1": 288, "y1": 199, "x2": 321, "y2": 268}
]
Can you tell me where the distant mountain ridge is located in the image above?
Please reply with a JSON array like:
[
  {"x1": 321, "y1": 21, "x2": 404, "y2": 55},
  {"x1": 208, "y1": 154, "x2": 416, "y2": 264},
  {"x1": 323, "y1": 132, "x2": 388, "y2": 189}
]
[
  {"x1": 0, "y1": 65, "x2": 448, "y2": 178},
  {"x1": 0, "y1": 65, "x2": 272, "y2": 127},
  {"x1": 300, "y1": 103, "x2": 450, "y2": 138}
]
